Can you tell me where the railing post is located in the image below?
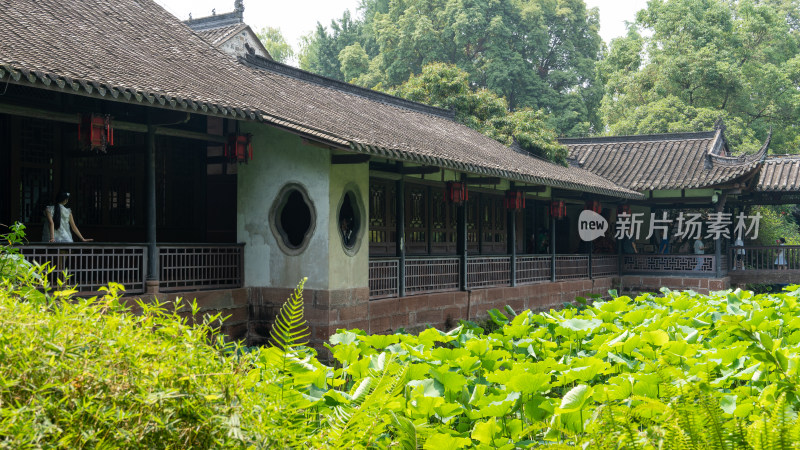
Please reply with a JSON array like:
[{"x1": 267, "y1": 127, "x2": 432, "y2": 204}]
[
  {"x1": 396, "y1": 175, "x2": 405, "y2": 297},
  {"x1": 458, "y1": 173, "x2": 468, "y2": 291},
  {"x1": 551, "y1": 215, "x2": 556, "y2": 282},
  {"x1": 588, "y1": 241, "x2": 593, "y2": 280},
  {"x1": 145, "y1": 113, "x2": 159, "y2": 293},
  {"x1": 508, "y1": 207, "x2": 517, "y2": 287}
]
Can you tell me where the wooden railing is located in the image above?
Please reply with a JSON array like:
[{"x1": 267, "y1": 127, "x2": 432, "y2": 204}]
[
  {"x1": 368, "y1": 258, "x2": 399, "y2": 299},
  {"x1": 467, "y1": 256, "x2": 511, "y2": 289},
  {"x1": 517, "y1": 255, "x2": 552, "y2": 284},
  {"x1": 406, "y1": 257, "x2": 459, "y2": 295},
  {"x1": 729, "y1": 245, "x2": 800, "y2": 271},
  {"x1": 158, "y1": 244, "x2": 244, "y2": 292},
  {"x1": 592, "y1": 255, "x2": 620, "y2": 278},
  {"x1": 622, "y1": 254, "x2": 717, "y2": 274},
  {"x1": 17, "y1": 243, "x2": 148, "y2": 294},
  {"x1": 369, "y1": 253, "x2": 618, "y2": 299},
  {"x1": 555, "y1": 254, "x2": 589, "y2": 281},
  {"x1": 17, "y1": 243, "x2": 245, "y2": 295}
]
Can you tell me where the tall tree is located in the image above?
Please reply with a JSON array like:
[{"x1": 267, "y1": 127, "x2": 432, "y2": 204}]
[
  {"x1": 256, "y1": 27, "x2": 294, "y2": 64},
  {"x1": 299, "y1": 0, "x2": 604, "y2": 136},
  {"x1": 390, "y1": 63, "x2": 567, "y2": 164},
  {"x1": 599, "y1": 0, "x2": 800, "y2": 152}
]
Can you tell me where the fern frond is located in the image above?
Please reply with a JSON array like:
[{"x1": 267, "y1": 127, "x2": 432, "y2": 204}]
[
  {"x1": 269, "y1": 277, "x2": 310, "y2": 353},
  {"x1": 768, "y1": 394, "x2": 795, "y2": 450},
  {"x1": 328, "y1": 354, "x2": 409, "y2": 447}
]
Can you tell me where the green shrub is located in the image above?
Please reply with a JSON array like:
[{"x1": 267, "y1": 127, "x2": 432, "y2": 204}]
[{"x1": 5, "y1": 223, "x2": 800, "y2": 448}]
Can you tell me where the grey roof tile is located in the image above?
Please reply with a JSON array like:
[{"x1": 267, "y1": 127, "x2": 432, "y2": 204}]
[{"x1": 0, "y1": 0, "x2": 642, "y2": 199}]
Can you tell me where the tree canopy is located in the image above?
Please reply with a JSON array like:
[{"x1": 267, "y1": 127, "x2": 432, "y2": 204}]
[
  {"x1": 257, "y1": 27, "x2": 294, "y2": 64},
  {"x1": 390, "y1": 63, "x2": 567, "y2": 164},
  {"x1": 300, "y1": 0, "x2": 605, "y2": 137},
  {"x1": 599, "y1": 0, "x2": 800, "y2": 153}
]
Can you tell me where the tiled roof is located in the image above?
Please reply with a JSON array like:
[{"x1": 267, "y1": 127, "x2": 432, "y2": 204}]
[
  {"x1": 562, "y1": 131, "x2": 768, "y2": 191},
  {"x1": 195, "y1": 23, "x2": 248, "y2": 47},
  {"x1": 0, "y1": 0, "x2": 642, "y2": 199},
  {"x1": 755, "y1": 157, "x2": 800, "y2": 192}
]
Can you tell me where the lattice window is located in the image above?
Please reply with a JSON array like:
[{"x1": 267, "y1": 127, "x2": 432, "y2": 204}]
[
  {"x1": 406, "y1": 186, "x2": 427, "y2": 253},
  {"x1": 479, "y1": 194, "x2": 506, "y2": 253},
  {"x1": 368, "y1": 179, "x2": 396, "y2": 256},
  {"x1": 18, "y1": 119, "x2": 57, "y2": 224},
  {"x1": 431, "y1": 190, "x2": 456, "y2": 244},
  {"x1": 20, "y1": 119, "x2": 57, "y2": 166}
]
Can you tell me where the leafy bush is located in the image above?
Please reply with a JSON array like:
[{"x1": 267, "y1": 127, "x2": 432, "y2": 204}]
[{"x1": 5, "y1": 222, "x2": 800, "y2": 448}]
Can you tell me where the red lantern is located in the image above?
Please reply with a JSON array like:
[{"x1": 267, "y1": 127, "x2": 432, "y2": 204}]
[
  {"x1": 224, "y1": 133, "x2": 253, "y2": 163},
  {"x1": 445, "y1": 181, "x2": 468, "y2": 204},
  {"x1": 586, "y1": 200, "x2": 602, "y2": 214},
  {"x1": 617, "y1": 204, "x2": 631, "y2": 215},
  {"x1": 78, "y1": 114, "x2": 114, "y2": 152},
  {"x1": 504, "y1": 191, "x2": 525, "y2": 210},
  {"x1": 550, "y1": 200, "x2": 566, "y2": 219}
]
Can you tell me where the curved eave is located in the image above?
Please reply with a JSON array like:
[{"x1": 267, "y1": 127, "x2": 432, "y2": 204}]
[
  {"x1": 0, "y1": 63, "x2": 641, "y2": 199},
  {"x1": 349, "y1": 142, "x2": 643, "y2": 199},
  {"x1": 0, "y1": 62, "x2": 259, "y2": 120}
]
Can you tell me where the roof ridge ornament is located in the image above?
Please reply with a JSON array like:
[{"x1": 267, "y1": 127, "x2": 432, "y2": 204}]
[
  {"x1": 234, "y1": 0, "x2": 244, "y2": 14},
  {"x1": 713, "y1": 117, "x2": 726, "y2": 132}
]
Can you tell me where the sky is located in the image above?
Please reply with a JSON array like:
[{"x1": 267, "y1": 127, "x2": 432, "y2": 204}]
[{"x1": 155, "y1": 0, "x2": 649, "y2": 60}]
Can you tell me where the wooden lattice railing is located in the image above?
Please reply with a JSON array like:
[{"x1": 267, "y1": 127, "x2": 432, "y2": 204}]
[
  {"x1": 158, "y1": 244, "x2": 244, "y2": 292},
  {"x1": 729, "y1": 245, "x2": 800, "y2": 271},
  {"x1": 17, "y1": 243, "x2": 245, "y2": 295},
  {"x1": 17, "y1": 244, "x2": 148, "y2": 294},
  {"x1": 406, "y1": 257, "x2": 460, "y2": 295},
  {"x1": 621, "y1": 254, "x2": 716, "y2": 274}
]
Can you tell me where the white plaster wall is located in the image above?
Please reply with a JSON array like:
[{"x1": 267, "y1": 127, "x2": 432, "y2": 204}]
[
  {"x1": 219, "y1": 28, "x2": 270, "y2": 60},
  {"x1": 328, "y1": 163, "x2": 369, "y2": 290},
  {"x1": 237, "y1": 124, "x2": 331, "y2": 290}
]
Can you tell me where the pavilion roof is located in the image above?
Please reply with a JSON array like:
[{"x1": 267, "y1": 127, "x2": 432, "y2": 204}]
[
  {"x1": 755, "y1": 156, "x2": 800, "y2": 192},
  {"x1": 561, "y1": 130, "x2": 768, "y2": 191},
  {"x1": 0, "y1": 0, "x2": 642, "y2": 199}
]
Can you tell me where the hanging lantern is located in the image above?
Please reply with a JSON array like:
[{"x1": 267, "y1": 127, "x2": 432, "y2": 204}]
[
  {"x1": 224, "y1": 133, "x2": 253, "y2": 163},
  {"x1": 504, "y1": 191, "x2": 525, "y2": 210},
  {"x1": 445, "y1": 181, "x2": 468, "y2": 204},
  {"x1": 78, "y1": 114, "x2": 114, "y2": 152},
  {"x1": 550, "y1": 200, "x2": 566, "y2": 219},
  {"x1": 586, "y1": 200, "x2": 602, "y2": 214}
]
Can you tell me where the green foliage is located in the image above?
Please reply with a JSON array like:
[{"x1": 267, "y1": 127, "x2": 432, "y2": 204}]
[
  {"x1": 300, "y1": 0, "x2": 605, "y2": 136},
  {"x1": 600, "y1": 0, "x2": 800, "y2": 153},
  {"x1": 8, "y1": 223, "x2": 800, "y2": 447},
  {"x1": 390, "y1": 62, "x2": 568, "y2": 164},
  {"x1": 256, "y1": 26, "x2": 294, "y2": 63},
  {"x1": 752, "y1": 205, "x2": 800, "y2": 246}
]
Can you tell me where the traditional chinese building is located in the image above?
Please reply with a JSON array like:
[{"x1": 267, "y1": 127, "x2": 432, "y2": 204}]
[
  {"x1": 184, "y1": 0, "x2": 271, "y2": 60},
  {"x1": 1, "y1": 0, "x2": 795, "y2": 348}
]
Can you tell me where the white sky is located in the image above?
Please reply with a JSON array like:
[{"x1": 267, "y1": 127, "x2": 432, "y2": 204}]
[{"x1": 155, "y1": 0, "x2": 649, "y2": 60}]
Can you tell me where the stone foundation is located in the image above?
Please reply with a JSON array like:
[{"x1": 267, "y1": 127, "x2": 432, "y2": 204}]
[
  {"x1": 124, "y1": 278, "x2": 617, "y2": 350},
  {"x1": 620, "y1": 275, "x2": 730, "y2": 295}
]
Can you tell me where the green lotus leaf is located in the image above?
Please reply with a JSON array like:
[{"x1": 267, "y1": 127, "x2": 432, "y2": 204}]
[
  {"x1": 720, "y1": 394, "x2": 737, "y2": 414},
  {"x1": 423, "y1": 432, "x2": 472, "y2": 449},
  {"x1": 557, "y1": 384, "x2": 594, "y2": 413},
  {"x1": 560, "y1": 318, "x2": 603, "y2": 332}
]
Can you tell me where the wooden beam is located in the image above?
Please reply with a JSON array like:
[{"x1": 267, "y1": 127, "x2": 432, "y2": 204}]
[
  {"x1": 331, "y1": 154, "x2": 371, "y2": 164},
  {"x1": 464, "y1": 177, "x2": 501, "y2": 185},
  {"x1": 516, "y1": 185, "x2": 547, "y2": 193},
  {"x1": 369, "y1": 162, "x2": 439, "y2": 174},
  {"x1": 0, "y1": 102, "x2": 227, "y2": 143}
]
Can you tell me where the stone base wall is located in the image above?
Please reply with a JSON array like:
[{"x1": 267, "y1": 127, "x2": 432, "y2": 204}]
[
  {"x1": 245, "y1": 278, "x2": 615, "y2": 349},
  {"x1": 620, "y1": 275, "x2": 730, "y2": 295},
  {"x1": 124, "y1": 278, "x2": 616, "y2": 350}
]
